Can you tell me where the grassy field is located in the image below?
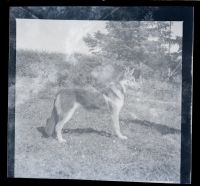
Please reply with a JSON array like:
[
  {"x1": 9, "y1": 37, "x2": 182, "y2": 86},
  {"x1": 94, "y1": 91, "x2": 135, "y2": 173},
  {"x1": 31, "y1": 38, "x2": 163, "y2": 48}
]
[{"x1": 14, "y1": 50, "x2": 181, "y2": 183}]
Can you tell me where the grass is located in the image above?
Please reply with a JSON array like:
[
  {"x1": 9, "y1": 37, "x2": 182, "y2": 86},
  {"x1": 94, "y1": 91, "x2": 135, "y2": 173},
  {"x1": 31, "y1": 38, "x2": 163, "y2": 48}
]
[{"x1": 13, "y1": 50, "x2": 181, "y2": 183}]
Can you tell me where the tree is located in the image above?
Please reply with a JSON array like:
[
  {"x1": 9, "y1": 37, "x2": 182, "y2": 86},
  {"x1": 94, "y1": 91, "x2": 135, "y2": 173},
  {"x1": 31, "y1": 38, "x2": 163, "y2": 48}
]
[{"x1": 83, "y1": 21, "x2": 182, "y2": 82}]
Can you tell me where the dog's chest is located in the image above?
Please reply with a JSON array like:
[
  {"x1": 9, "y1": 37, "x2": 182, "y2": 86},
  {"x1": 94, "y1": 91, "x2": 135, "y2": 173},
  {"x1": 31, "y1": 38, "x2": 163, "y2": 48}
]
[{"x1": 105, "y1": 84, "x2": 124, "y2": 100}]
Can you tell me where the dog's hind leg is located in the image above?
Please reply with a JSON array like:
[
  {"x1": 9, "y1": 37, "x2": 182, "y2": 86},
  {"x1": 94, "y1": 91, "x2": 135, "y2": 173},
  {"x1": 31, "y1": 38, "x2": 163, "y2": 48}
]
[{"x1": 55, "y1": 102, "x2": 80, "y2": 143}]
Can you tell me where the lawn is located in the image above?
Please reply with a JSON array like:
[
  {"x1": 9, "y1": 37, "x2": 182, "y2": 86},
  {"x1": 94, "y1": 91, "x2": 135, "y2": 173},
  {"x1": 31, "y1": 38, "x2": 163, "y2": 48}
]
[{"x1": 13, "y1": 50, "x2": 181, "y2": 183}]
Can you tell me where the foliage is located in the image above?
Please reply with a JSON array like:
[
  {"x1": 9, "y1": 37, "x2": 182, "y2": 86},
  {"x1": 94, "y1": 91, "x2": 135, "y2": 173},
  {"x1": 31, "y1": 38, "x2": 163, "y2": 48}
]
[
  {"x1": 83, "y1": 21, "x2": 182, "y2": 82},
  {"x1": 16, "y1": 50, "x2": 103, "y2": 89}
]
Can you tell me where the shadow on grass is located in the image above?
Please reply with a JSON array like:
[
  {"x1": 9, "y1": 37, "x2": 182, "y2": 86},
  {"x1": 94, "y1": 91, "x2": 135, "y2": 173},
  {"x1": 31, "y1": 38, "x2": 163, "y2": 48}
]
[
  {"x1": 123, "y1": 119, "x2": 181, "y2": 135},
  {"x1": 37, "y1": 119, "x2": 180, "y2": 139},
  {"x1": 63, "y1": 128, "x2": 112, "y2": 138},
  {"x1": 37, "y1": 127, "x2": 56, "y2": 138},
  {"x1": 37, "y1": 126, "x2": 112, "y2": 138}
]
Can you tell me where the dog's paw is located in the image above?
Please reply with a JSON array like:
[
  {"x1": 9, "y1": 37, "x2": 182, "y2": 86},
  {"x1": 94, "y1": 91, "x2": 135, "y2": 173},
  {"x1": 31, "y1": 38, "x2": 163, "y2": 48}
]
[
  {"x1": 121, "y1": 136, "x2": 128, "y2": 140},
  {"x1": 58, "y1": 138, "x2": 66, "y2": 143},
  {"x1": 118, "y1": 135, "x2": 128, "y2": 140}
]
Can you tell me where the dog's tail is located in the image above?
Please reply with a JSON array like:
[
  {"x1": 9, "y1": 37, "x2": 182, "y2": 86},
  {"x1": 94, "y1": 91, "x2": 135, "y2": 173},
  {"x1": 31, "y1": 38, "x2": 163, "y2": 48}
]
[{"x1": 44, "y1": 105, "x2": 58, "y2": 137}]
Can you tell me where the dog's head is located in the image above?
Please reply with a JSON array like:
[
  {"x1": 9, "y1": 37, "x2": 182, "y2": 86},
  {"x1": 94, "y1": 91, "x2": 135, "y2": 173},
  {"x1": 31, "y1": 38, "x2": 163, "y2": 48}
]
[{"x1": 122, "y1": 67, "x2": 141, "y2": 90}]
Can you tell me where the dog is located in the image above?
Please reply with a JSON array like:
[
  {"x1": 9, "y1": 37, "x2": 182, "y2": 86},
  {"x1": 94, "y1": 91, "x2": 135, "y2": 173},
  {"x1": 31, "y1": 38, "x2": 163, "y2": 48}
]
[{"x1": 44, "y1": 67, "x2": 140, "y2": 143}]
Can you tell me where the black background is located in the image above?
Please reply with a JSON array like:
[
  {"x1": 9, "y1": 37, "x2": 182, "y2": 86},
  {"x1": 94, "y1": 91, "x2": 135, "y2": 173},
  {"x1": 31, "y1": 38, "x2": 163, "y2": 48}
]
[{"x1": 0, "y1": 0, "x2": 198, "y2": 185}]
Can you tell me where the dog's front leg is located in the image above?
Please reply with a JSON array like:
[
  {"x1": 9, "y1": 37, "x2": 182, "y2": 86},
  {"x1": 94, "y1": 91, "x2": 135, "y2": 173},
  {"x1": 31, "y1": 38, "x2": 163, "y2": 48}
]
[{"x1": 111, "y1": 106, "x2": 127, "y2": 140}]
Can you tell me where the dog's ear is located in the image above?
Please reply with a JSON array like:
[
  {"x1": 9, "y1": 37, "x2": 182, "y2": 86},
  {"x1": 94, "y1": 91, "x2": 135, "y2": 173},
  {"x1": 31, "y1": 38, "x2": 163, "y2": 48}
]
[
  {"x1": 130, "y1": 67, "x2": 135, "y2": 75},
  {"x1": 124, "y1": 66, "x2": 135, "y2": 77}
]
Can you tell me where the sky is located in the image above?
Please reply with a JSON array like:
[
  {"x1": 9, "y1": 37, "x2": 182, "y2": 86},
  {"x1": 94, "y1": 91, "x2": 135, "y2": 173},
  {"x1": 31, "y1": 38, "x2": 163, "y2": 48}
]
[{"x1": 16, "y1": 19, "x2": 182, "y2": 55}]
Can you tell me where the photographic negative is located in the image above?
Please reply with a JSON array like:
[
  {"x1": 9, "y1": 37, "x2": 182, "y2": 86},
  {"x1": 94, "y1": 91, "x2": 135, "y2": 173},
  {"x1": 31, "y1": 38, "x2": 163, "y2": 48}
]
[{"x1": 8, "y1": 7, "x2": 192, "y2": 183}]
